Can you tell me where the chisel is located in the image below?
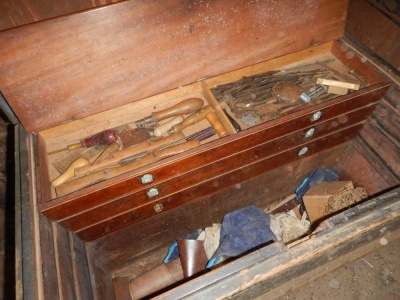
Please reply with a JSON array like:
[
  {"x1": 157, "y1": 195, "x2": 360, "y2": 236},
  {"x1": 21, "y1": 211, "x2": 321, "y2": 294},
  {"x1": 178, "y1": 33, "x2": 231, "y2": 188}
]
[{"x1": 56, "y1": 140, "x2": 201, "y2": 197}]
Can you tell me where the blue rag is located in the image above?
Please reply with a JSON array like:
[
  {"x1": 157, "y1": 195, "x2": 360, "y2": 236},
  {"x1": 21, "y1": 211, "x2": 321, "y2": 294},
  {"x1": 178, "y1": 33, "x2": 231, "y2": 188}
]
[
  {"x1": 295, "y1": 168, "x2": 338, "y2": 202},
  {"x1": 207, "y1": 206, "x2": 277, "y2": 268}
]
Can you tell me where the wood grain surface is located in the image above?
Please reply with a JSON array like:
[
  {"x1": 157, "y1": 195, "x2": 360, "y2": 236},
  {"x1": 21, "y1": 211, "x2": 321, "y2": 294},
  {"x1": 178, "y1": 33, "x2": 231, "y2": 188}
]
[
  {"x1": 0, "y1": 0, "x2": 348, "y2": 132},
  {"x1": 0, "y1": 0, "x2": 123, "y2": 31}
]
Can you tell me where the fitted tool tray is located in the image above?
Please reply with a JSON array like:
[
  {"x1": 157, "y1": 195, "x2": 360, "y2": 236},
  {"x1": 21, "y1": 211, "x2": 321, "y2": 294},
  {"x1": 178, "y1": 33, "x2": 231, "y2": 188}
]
[
  {"x1": 0, "y1": 0, "x2": 391, "y2": 242},
  {"x1": 5, "y1": 1, "x2": 400, "y2": 299}
]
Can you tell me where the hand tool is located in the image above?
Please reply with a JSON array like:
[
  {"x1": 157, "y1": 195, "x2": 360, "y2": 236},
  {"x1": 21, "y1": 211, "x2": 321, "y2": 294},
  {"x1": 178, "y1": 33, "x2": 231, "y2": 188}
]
[
  {"x1": 154, "y1": 116, "x2": 184, "y2": 137},
  {"x1": 223, "y1": 109, "x2": 241, "y2": 132},
  {"x1": 120, "y1": 126, "x2": 216, "y2": 164},
  {"x1": 118, "y1": 127, "x2": 151, "y2": 147},
  {"x1": 74, "y1": 132, "x2": 186, "y2": 177},
  {"x1": 299, "y1": 84, "x2": 327, "y2": 103},
  {"x1": 205, "y1": 112, "x2": 228, "y2": 137},
  {"x1": 48, "y1": 127, "x2": 150, "y2": 155},
  {"x1": 135, "y1": 98, "x2": 204, "y2": 128},
  {"x1": 48, "y1": 129, "x2": 118, "y2": 155},
  {"x1": 51, "y1": 157, "x2": 89, "y2": 188},
  {"x1": 167, "y1": 106, "x2": 213, "y2": 135},
  {"x1": 93, "y1": 143, "x2": 120, "y2": 163},
  {"x1": 271, "y1": 80, "x2": 302, "y2": 103},
  {"x1": 56, "y1": 140, "x2": 201, "y2": 197}
]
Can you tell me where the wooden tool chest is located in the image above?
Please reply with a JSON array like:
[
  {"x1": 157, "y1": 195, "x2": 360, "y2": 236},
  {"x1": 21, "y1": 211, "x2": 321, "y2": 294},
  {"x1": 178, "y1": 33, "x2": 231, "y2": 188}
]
[{"x1": 3, "y1": 0, "x2": 400, "y2": 299}]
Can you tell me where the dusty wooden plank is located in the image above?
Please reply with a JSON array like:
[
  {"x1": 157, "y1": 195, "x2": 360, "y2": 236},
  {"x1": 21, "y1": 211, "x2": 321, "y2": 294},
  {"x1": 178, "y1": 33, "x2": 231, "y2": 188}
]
[
  {"x1": 0, "y1": 0, "x2": 123, "y2": 31},
  {"x1": 359, "y1": 120, "x2": 400, "y2": 176},
  {"x1": 52, "y1": 223, "x2": 76, "y2": 299},
  {"x1": 70, "y1": 232, "x2": 94, "y2": 300},
  {"x1": 0, "y1": 0, "x2": 348, "y2": 132},
  {"x1": 352, "y1": 137, "x2": 400, "y2": 185},
  {"x1": 346, "y1": 0, "x2": 400, "y2": 70},
  {"x1": 38, "y1": 215, "x2": 59, "y2": 299},
  {"x1": 86, "y1": 245, "x2": 116, "y2": 300}
]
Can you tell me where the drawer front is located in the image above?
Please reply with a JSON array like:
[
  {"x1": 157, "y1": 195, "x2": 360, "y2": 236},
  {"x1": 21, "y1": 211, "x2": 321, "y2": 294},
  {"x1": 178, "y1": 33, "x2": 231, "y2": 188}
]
[
  {"x1": 41, "y1": 83, "x2": 389, "y2": 221},
  {"x1": 59, "y1": 105, "x2": 376, "y2": 232},
  {"x1": 75, "y1": 122, "x2": 365, "y2": 241}
]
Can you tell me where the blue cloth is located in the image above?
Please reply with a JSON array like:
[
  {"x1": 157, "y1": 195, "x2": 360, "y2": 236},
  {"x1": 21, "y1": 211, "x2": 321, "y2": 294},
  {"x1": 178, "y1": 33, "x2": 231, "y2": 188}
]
[
  {"x1": 295, "y1": 168, "x2": 338, "y2": 202},
  {"x1": 206, "y1": 206, "x2": 276, "y2": 268}
]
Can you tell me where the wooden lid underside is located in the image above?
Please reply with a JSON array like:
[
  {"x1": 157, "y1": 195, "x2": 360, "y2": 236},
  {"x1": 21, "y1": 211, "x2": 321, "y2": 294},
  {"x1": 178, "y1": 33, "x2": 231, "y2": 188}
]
[{"x1": 0, "y1": 0, "x2": 348, "y2": 132}]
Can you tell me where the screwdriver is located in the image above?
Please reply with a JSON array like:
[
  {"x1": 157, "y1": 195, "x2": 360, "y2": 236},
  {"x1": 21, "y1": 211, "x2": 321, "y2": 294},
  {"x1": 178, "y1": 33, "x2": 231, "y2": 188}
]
[{"x1": 48, "y1": 129, "x2": 118, "y2": 155}]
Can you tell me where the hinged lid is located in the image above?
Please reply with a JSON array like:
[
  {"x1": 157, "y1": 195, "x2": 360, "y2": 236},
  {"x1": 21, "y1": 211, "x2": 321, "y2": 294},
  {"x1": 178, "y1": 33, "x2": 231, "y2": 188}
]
[{"x1": 0, "y1": 0, "x2": 348, "y2": 132}]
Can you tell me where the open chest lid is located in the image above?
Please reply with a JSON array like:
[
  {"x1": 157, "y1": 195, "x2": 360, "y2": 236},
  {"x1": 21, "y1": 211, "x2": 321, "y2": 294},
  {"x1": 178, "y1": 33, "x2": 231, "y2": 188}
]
[{"x1": 0, "y1": 0, "x2": 348, "y2": 133}]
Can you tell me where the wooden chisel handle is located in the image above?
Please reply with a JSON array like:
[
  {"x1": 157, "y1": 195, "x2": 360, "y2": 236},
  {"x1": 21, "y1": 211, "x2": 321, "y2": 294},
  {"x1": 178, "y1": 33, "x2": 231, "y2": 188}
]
[
  {"x1": 56, "y1": 140, "x2": 201, "y2": 197},
  {"x1": 136, "y1": 98, "x2": 204, "y2": 127},
  {"x1": 206, "y1": 112, "x2": 228, "y2": 137},
  {"x1": 168, "y1": 106, "x2": 213, "y2": 134},
  {"x1": 154, "y1": 116, "x2": 184, "y2": 137},
  {"x1": 74, "y1": 132, "x2": 185, "y2": 177},
  {"x1": 153, "y1": 98, "x2": 204, "y2": 122}
]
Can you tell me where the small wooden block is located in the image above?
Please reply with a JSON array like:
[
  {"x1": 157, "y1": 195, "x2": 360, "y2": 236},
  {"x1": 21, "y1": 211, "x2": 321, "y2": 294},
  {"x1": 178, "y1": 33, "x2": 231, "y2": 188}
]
[
  {"x1": 327, "y1": 85, "x2": 348, "y2": 95},
  {"x1": 317, "y1": 78, "x2": 360, "y2": 90}
]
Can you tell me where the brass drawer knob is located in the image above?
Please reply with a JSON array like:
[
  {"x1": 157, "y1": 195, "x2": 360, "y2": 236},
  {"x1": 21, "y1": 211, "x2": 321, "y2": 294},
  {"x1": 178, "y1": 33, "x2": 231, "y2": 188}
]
[
  {"x1": 147, "y1": 187, "x2": 159, "y2": 198},
  {"x1": 310, "y1": 111, "x2": 322, "y2": 122},
  {"x1": 140, "y1": 174, "x2": 154, "y2": 184},
  {"x1": 304, "y1": 128, "x2": 315, "y2": 138},
  {"x1": 298, "y1": 147, "x2": 309, "y2": 156},
  {"x1": 153, "y1": 203, "x2": 164, "y2": 213}
]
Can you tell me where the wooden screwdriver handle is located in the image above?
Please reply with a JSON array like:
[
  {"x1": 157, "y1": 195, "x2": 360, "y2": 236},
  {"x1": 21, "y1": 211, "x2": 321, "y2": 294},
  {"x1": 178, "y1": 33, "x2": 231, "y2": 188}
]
[
  {"x1": 152, "y1": 98, "x2": 204, "y2": 122},
  {"x1": 56, "y1": 140, "x2": 201, "y2": 197},
  {"x1": 74, "y1": 132, "x2": 185, "y2": 177}
]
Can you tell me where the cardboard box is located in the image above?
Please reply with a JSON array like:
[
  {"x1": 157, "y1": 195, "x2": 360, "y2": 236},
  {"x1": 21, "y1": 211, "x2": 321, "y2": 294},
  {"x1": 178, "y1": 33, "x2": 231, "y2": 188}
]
[{"x1": 303, "y1": 181, "x2": 354, "y2": 223}]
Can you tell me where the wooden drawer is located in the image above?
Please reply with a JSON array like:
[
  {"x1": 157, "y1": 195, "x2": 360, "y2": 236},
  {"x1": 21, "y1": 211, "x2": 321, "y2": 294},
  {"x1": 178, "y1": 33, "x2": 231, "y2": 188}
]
[
  {"x1": 59, "y1": 104, "x2": 375, "y2": 236},
  {"x1": 40, "y1": 84, "x2": 386, "y2": 222},
  {"x1": 36, "y1": 56, "x2": 389, "y2": 236},
  {"x1": 75, "y1": 122, "x2": 366, "y2": 241}
]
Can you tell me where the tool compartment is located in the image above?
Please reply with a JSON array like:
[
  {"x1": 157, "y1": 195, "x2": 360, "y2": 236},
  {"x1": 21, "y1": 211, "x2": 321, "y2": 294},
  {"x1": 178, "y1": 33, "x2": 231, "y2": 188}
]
[
  {"x1": 33, "y1": 39, "x2": 390, "y2": 241},
  {"x1": 2, "y1": 0, "x2": 400, "y2": 299}
]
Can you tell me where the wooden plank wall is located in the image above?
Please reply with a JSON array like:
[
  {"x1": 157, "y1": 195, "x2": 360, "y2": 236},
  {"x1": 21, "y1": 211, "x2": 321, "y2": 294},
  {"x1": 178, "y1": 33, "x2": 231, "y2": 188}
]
[
  {"x1": 356, "y1": 84, "x2": 400, "y2": 182},
  {"x1": 38, "y1": 214, "x2": 94, "y2": 299},
  {"x1": 346, "y1": 0, "x2": 400, "y2": 70},
  {"x1": 0, "y1": 0, "x2": 123, "y2": 31}
]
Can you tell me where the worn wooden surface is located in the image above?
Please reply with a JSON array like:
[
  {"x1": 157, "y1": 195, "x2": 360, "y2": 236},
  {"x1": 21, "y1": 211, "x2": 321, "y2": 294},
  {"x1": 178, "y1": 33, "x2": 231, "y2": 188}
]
[
  {"x1": 358, "y1": 85, "x2": 400, "y2": 180},
  {"x1": 0, "y1": 0, "x2": 348, "y2": 132},
  {"x1": 346, "y1": 0, "x2": 400, "y2": 70},
  {"x1": 0, "y1": 0, "x2": 123, "y2": 31}
]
